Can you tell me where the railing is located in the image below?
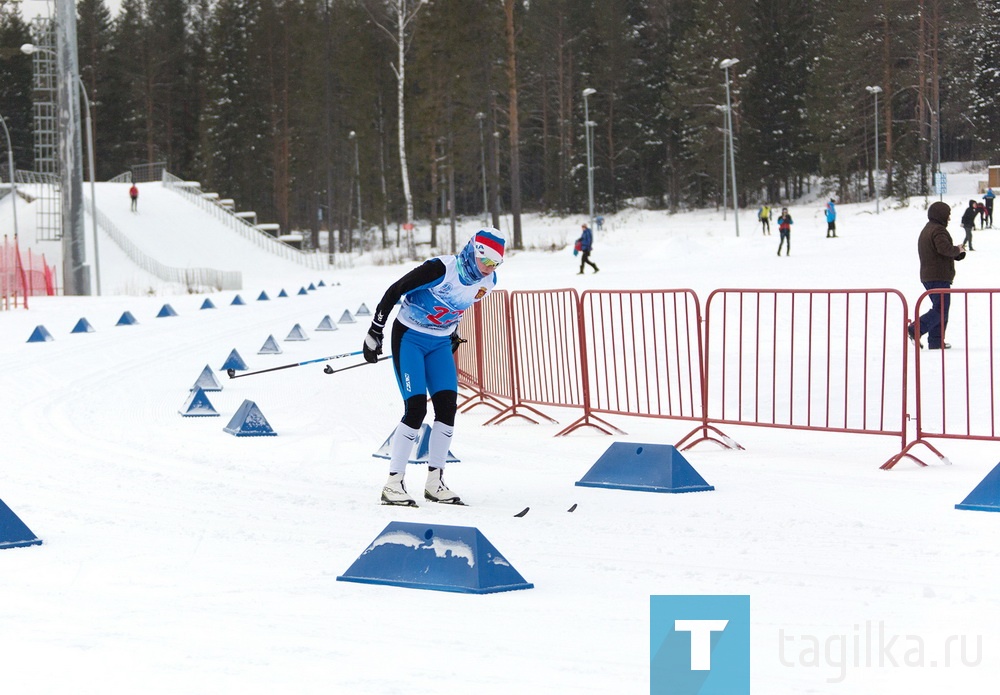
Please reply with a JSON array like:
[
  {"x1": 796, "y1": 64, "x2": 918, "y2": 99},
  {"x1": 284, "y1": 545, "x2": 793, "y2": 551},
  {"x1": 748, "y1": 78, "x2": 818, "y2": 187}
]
[
  {"x1": 87, "y1": 198, "x2": 242, "y2": 291},
  {"x1": 162, "y1": 171, "x2": 328, "y2": 270},
  {"x1": 2, "y1": 235, "x2": 57, "y2": 308}
]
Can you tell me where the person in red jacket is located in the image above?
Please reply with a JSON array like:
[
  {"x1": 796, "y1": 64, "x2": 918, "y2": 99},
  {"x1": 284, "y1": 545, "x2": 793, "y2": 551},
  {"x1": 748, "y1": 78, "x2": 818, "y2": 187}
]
[
  {"x1": 776, "y1": 207, "x2": 792, "y2": 256},
  {"x1": 129, "y1": 183, "x2": 139, "y2": 212}
]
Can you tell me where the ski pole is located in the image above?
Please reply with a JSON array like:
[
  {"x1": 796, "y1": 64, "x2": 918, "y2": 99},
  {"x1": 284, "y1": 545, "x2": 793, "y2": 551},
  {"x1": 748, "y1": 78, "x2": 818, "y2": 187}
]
[
  {"x1": 226, "y1": 350, "x2": 364, "y2": 379},
  {"x1": 323, "y1": 354, "x2": 392, "y2": 374}
]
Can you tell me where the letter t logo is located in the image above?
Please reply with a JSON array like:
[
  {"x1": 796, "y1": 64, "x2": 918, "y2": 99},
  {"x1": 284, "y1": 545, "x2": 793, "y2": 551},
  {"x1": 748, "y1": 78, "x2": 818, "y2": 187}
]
[{"x1": 673, "y1": 619, "x2": 729, "y2": 670}]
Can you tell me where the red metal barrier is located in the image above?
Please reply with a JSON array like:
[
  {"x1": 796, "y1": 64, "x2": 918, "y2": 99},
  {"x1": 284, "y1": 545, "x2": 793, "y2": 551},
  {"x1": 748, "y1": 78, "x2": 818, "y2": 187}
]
[
  {"x1": 680, "y1": 289, "x2": 910, "y2": 457},
  {"x1": 456, "y1": 290, "x2": 515, "y2": 414},
  {"x1": 564, "y1": 289, "x2": 705, "y2": 435},
  {"x1": 1, "y1": 236, "x2": 57, "y2": 309},
  {"x1": 883, "y1": 288, "x2": 1000, "y2": 469}
]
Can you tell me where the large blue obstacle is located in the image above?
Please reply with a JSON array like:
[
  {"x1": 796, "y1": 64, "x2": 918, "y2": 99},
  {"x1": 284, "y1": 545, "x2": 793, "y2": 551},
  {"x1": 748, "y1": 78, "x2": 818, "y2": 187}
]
[
  {"x1": 576, "y1": 442, "x2": 714, "y2": 493},
  {"x1": 372, "y1": 423, "x2": 459, "y2": 464},
  {"x1": 956, "y1": 462, "x2": 1000, "y2": 512},
  {"x1": 337, "y1": 522, "x2": 533, "y2": 594},
  {"x1": 0, "y1": 498, "x2": 42, "y2": 549}
]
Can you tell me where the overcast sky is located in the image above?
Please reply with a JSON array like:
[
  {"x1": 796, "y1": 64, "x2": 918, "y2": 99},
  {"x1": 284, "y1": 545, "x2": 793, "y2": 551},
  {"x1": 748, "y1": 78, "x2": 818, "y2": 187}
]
[{"x1": 20, "y1": 1, "x2": 122, "y2": 23}]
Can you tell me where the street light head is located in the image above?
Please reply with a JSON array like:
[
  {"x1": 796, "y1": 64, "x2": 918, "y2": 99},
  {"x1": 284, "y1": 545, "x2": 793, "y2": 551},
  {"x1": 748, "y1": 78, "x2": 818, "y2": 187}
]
[
  {"x1": 866, "y1": 85, "x2": 882, "y2": 94},
  {"x1": 475, "y1": 112, "x2": 485, "y2": 121},
  {"x1": 582, "y1": 87, "x2": 596, "y2": 97},
  {"x1": 719, "y1": 58, "x2": 740, "y2": 69},
  {"x1": 349, "y1": 131, "x2": 356, "y2": 139},
  {"x1": 20, "y1": 43, "x2": 37, "y2": 55}
]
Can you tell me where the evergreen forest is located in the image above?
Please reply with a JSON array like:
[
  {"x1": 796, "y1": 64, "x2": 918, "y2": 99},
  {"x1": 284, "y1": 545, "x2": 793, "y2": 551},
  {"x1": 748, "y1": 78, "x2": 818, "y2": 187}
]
[{"x1": 0, "y1": 0, "x2": 998, "y2": 252}]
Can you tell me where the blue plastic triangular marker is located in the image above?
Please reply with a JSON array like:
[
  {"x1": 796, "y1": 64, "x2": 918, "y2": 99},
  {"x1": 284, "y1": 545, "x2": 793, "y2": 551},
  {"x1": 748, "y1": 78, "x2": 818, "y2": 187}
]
[
  {"x1": 258, "y1": 291, "x2": 270, "y2": 301},
  {"x1": 200, "y1": 298, "x2": 216, "y2": 309},
  {"x1": 231, "y1": 294, "x2": 245, "y2": 305},
  {"x1": 27, "y1": 325, "x2": 54, "y2": 342},
  {"x1": 220, "y1": 349, "x2": 248, "y2": 371},
  {"x1": 192, "y1": 364, "x2": 222, "y2": 392},
  {"x1": 258, "y1": 335, "x2": 282, "y2": 354},
  {"x1": 285, "y1": 324, "x2": 309, "y2": 341},
  {"x1": 223, "y1": 400, "x2": 277, "y2": 436},
  {"x1": 278, "y1": 289, "x2": 289, "y2": 298},
  {"x1": 116, "y1": 311, "x2": 138, "y2": 326},
  {"x1": 179, "y1": 388, "x2": 220, "y2": 417},
  {"x1": 70, "y1": 318, "x2": 95, "y2": 334},
  {"x1": 316, "y1": 315, "x2": 337, "y2": 331},
  {"x1": 156, "y1": 304, "x2": 177, "y2": 318},
  {"x1": 576, "y1": 443, "x2": 714, "y2": 493},
  {"x1": 956, "y1": 462, "x2": 1000, "y2": 512},
  {"x1": 356, "y1": 303, "x2": 371, "y2": 316},
  {"x1": 338, "y1": 310, "x2": 356, "y2": 324},
  {"x1": 0, "y1": 498, "x2": 43, "y2": 549}
]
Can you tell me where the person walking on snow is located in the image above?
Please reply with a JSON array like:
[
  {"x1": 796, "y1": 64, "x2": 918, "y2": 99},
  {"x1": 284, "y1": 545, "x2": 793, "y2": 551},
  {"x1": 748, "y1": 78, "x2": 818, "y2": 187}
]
[
  {"x1": 984, "y1": 187, "x2": 995, "y2": 228},
  {"x1": 576, "y1": 223, "x2": 599, "y2": 274},
  {"x1": 825, "y1": 199, "x2": 837, "y2": 238},
  {"x1": 777, "y1": 207, "x2": 792, "y2": 256},
  {"x1": 362, "y1": 227, "x2": 507, "y2": 507},
  {"x1": 129, "y1": 183, "x2": 139, "y2": 212},
  {"x1": 909, "y1": 202, "x2": 965, "y2": 350},
  {"x1": 960, "y1": 200, "x2": 977, "y2": 252},
  {"x1": 758, "y1": 204, "x2": 771, "y2": 235}
]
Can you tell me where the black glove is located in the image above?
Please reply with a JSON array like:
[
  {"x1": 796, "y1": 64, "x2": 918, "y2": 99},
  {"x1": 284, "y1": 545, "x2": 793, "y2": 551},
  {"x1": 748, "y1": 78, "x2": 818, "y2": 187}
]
[
  {"x1": 450, "y1": 331, "x2": 467, "y2": 354},
  {"x1": 363, "y1": 323, "x2": 384, "y2": 363}
]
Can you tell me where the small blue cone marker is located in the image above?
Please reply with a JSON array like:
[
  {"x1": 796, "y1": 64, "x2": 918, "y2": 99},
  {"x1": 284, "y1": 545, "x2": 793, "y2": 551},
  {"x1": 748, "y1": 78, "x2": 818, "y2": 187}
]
[
  {"x1": 220, "y1": 349, "x2": 248, "y2": 372},
  {"x1": 258, "y1": 335, "x2": 282, "y2": 354},
  {"x1": 317, "y1": 280, "x2": 326, "y2": 287},
  {"x1": 285, "y1": 324, "x2": 308, "y2": 341},
  {"x1": 70, "y1": 318, "x2": 95, "y2": 334},
  {"x1": 223, "y1": 400, "x2": 277, "y2": 436},
  {"x1": 27, "y1": 325, "x2": 54, "y2": 342},
  {"x1": 0, "y1": 498, "x2": 42, "y2": 549},
  {"x1": 192, "y1": 364, "x2": 222, "y2": 392},
  {"x1": 316, "y1": 315, "x2": 337, "y2": 331},
  {"x1": 308, "y1": 283, "x2": 316, "y2": 290},
  {"x1": 298, "y1": 287, "x2": 308, "y2": 295},
  {"x1": 156, "y1": 303, "x2": 178, "y2": 318},
  {"x1": 338, "y1": 310, "x2": 355, "y2": 324},
  {"x1": 277, "y1": 289, "x2": 289, "y2": 298},
  {"x1": 257, "y1": 291, "x2": 270, "y2": 301},
  {"x1": 356, "y1": 303, "x2": 371, "y2": 316},
  {"x1": 231, "y1": 294, "x2": 245, "y2": 306},
  {"x1": 200, "y1": 298, "x2": 216, "y2": 309},
  {"x1": 179, "y1": 388, "x2": 220, "y2": 417},
  {"x1": 116, "y1": 311, "x2": 138, "y2": 326}
]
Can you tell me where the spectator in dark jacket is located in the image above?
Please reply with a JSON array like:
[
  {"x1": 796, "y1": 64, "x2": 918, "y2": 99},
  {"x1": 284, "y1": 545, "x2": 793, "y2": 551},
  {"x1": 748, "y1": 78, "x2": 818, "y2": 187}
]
[
  {"x1": 960, "y1": 200, "x2": 977, "y2": 251},
  {"x1": 575, "y1": 224, "x2": 599, "y2": 274},
  {"x1": 776, "y1": 207, "x2": 792, "y2": 256},
  {"x1": 909, "y1": 201, "x2": 966, "y2": 350}
]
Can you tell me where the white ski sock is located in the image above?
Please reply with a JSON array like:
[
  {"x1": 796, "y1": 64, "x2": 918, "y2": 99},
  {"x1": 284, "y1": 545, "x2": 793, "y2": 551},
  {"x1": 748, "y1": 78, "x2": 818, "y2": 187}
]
[
  {"x1": 427, "y1": 422, "x2": 455, "y2": 468},
  {"x1": 388, "y1": 423, "x2": 420, "y2": 475}
]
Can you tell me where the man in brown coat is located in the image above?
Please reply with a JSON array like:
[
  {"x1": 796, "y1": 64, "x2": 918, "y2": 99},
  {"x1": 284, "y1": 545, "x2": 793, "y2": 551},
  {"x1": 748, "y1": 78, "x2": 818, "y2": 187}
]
[{"x1": 909, "y1": 201, "x2": 966, "y2": 350}]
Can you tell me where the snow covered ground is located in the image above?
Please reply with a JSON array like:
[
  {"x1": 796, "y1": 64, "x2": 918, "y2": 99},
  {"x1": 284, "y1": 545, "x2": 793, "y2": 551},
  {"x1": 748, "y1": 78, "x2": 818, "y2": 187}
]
[{"x1": 1, "y1": 166, "x2": 999, "y2": 693}]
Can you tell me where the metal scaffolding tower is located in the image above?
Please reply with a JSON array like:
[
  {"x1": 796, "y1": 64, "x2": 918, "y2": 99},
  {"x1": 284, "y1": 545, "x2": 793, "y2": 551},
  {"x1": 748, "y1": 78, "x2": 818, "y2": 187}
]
[{"x1": 28, "y1": 16, "x2": 60, "y2": 243}]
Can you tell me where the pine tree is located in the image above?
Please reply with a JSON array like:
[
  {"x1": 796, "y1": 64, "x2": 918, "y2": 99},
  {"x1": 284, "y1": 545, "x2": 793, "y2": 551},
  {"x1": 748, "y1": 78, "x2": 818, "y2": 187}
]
[{"x1": 972, "y1": 0, "x2": 1000, "y2": 161}]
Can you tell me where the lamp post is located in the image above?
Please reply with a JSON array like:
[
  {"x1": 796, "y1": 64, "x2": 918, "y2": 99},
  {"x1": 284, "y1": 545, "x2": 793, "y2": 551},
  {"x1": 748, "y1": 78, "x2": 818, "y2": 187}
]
[
  {"x1": 22, "y1": 42, "x2": 100, "y2": 294},
  {"x1": 719, "y1": 58, "x2": 740, "y2": 237},
  {"x1": 476, "y1": 112, "x2": 488, "y2": 226},
  {"x1": 582, "y1": 87, "x2": 596, "y2": 234},
  {"x1": 0, "y1": 113, "x2": 18, "y2": 238},
  {"x1": 348, "y1": 131, "x2": 361, "y2": 252},
  {"x1": 716, "y1": 104, "x2": 728, "y2": 220},
  {"x1": 865, "y1": 86, "x2": 882, "y2": 215}
]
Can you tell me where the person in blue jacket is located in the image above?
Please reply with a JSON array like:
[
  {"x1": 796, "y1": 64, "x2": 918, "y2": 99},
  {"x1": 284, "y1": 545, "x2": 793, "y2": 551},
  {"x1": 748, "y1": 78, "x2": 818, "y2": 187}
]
[
  {"x1": 825, "y1": 199, "x2": 837, "y2": 238},
  {"x1": 983, "y1": 187, "x2": 995, "y2": 229},
  {"x1": 362, "y1": 227, "x2": 507, "y2": 506},
  {"x1": 576, "y1": 223, "x2": 599, "y2": 274}
]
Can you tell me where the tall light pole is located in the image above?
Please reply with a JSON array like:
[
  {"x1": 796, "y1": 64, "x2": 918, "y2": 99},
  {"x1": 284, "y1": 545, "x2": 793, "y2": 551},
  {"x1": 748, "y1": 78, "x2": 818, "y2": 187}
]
[
  {"x1": 476, "y1": 112, "x2": 488, "y2": 226},
  {"x1": 720, "y1": 58, "x2": 740, "y2": 237},
  {"x1": 582, "y1": 87, "x2": 596, "y2": 233},
  {"x1": 716, "y1": 104, "x2": 728, "y2": 220},
  {"x1": 349, "y1": 130, "x2": 361, "y2": 252},
  {"x1": 0, "y1": 113, "x2": 18, "y2": 238},
  {"x1": 865, "y1": 86, "x2": 882, "y2": 215},
  {"x1": 23, "y1": 42, "x2": 100, "y2": 294}
]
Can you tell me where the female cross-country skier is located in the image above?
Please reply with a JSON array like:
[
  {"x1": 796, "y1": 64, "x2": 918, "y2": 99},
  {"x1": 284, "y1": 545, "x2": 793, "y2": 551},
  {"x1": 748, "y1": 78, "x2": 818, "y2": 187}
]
[{"x1": 362, "y1": 227, "x2": 507, "y2": 506}]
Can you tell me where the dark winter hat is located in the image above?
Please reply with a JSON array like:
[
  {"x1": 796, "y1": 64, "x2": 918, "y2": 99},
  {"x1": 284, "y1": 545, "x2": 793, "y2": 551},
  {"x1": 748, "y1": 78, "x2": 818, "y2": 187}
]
[
  {"x1": 928, "y1": 201, "x2": 951, "y2": 225},
  {"x1": 970, "y1": 200, "x2": 977, "y2": 207}
]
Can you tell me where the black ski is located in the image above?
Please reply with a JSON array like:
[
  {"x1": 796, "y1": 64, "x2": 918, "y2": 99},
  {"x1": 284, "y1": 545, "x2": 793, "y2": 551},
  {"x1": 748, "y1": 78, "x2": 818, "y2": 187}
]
[{"x1": 513, "y1": 503, "x2": 577, "y2": 517}]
